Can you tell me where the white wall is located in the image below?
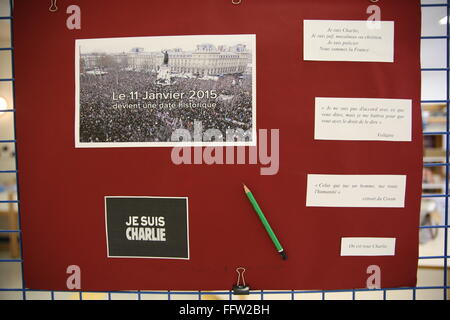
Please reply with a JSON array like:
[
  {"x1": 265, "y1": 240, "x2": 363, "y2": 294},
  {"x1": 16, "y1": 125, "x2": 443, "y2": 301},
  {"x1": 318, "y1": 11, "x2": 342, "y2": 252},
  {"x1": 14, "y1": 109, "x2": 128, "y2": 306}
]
[{"x1": 0, "y1": 16, "x2": 15, "y2": 183}]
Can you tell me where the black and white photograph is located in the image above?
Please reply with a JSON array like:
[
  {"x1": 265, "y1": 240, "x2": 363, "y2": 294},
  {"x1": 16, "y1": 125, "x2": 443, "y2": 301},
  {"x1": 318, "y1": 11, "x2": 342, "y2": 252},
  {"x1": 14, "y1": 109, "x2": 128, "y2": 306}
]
[{"x1": 75, "y1": 34, "x2": 256, "y2": 147}]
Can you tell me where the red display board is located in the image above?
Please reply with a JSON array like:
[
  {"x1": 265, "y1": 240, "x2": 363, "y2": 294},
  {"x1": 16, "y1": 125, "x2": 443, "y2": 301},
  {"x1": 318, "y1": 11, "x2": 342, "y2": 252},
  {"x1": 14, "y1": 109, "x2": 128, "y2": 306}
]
[{"x1": 14, "y1": 0, "x2": 422, "y2": 291}]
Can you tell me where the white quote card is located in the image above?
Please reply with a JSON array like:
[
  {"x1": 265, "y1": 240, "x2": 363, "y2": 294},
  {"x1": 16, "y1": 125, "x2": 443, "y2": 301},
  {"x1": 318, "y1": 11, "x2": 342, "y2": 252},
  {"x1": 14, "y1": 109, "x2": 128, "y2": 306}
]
[
  {"x1": 315, "y1": 98, "x2": 412, "y2": 142},
  {"x1": 303, "y1": 20, "x2": 395, "y2": 62},
  {"x1": 341, "y1": 238, "x2": 396, "y2": 256},
  {"x1": 306, "y1": 175, "x2": 406, "y2": 208}
]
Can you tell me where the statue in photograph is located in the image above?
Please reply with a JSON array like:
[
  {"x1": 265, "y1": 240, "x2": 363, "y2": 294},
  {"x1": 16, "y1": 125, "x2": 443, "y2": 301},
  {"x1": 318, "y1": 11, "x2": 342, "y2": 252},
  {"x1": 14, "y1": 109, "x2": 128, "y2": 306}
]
[{"x1": 162, "y1": 50, "x2": 169, "y2": 65}]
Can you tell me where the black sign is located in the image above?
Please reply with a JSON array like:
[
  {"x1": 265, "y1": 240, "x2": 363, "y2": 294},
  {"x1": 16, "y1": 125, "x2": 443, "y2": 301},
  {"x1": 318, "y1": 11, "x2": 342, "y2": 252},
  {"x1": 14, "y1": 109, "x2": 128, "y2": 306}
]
[{"x1": 105, "y1": 197, "x2": 189, "y2": 259}]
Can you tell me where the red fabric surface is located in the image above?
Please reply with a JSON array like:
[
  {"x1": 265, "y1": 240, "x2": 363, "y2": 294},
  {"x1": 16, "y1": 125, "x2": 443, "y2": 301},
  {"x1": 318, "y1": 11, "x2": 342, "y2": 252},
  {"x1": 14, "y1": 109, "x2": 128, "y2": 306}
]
[{"x1": 14, "y1": 0, "x2": 422, "y2": 291}]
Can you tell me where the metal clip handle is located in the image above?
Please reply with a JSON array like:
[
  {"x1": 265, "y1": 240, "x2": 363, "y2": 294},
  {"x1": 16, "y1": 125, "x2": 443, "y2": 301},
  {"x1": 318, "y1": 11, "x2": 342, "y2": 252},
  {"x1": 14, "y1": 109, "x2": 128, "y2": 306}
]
[
  {"x1": 236, "y1": 267, "x2": 246, "y2": 287},
  {"x1": 49, "y1": 0, "x2": 58, "y2": 12}
]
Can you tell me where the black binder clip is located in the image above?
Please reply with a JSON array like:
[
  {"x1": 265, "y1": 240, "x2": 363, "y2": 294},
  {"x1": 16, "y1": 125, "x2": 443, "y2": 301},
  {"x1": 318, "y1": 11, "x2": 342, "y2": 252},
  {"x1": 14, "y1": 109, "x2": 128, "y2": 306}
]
[{"x1": 232, "y1": 267, "x2": 250, "y2": 295}]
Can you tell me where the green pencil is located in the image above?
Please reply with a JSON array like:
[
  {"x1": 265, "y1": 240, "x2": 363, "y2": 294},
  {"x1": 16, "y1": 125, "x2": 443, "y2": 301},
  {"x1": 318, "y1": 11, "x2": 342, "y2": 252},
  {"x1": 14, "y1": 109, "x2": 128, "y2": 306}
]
[{"x1": 243, "y1": 184, "x2": 287, "y2": 260}]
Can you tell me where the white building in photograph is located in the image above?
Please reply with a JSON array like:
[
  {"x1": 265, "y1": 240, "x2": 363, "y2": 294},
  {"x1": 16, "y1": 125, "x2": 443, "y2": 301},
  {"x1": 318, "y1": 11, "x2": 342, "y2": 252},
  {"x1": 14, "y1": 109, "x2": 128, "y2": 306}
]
[{"x1": 81, "y1": 43, "x2": 251, "y2": 76}]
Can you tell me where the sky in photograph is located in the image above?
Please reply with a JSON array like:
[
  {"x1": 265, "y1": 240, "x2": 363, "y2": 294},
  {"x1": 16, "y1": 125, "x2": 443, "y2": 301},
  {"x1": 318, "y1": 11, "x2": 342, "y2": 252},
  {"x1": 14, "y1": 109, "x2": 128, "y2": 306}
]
[{"x1": 77, "y1": 34, "x2": 255, "y2": 54}]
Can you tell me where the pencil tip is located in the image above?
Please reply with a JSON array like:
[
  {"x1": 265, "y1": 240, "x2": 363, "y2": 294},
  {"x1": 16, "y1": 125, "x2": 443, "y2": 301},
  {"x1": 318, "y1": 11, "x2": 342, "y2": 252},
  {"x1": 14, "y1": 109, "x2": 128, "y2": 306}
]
[{"x1": 242, "y1": 183, "x2": 250, "y2": 193}]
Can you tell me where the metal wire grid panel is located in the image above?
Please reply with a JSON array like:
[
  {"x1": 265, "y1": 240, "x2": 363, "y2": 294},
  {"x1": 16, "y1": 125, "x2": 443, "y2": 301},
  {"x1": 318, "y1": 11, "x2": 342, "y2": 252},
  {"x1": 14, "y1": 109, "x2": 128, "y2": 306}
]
[{"x1": 0, "y1": 0, "x2": 448, "y2": 300}]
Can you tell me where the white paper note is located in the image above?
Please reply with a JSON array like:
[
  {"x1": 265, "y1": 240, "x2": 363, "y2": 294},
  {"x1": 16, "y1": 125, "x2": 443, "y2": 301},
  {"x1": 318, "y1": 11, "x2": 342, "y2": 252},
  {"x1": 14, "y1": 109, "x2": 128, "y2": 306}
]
[
  {"x1": 315, "y1": 98, "x2": 412, "y2": 141},
  {"x1": 303, "y1": 20, "x2": 395, "y2": 62},
  {"x1": 306, "y1": 175, "x2": 406, "y2": 208},
  {"x1": 341, "y1": 237, "x2": 396, "y2": 256}
]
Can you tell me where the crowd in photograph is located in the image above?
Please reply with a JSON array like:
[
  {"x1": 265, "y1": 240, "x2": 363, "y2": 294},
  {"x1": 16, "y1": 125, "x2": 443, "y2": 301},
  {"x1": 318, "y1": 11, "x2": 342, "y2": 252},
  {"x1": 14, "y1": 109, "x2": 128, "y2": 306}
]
[{"x1": 79, "y1": 69, "x2": 253, "y2": 143}]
